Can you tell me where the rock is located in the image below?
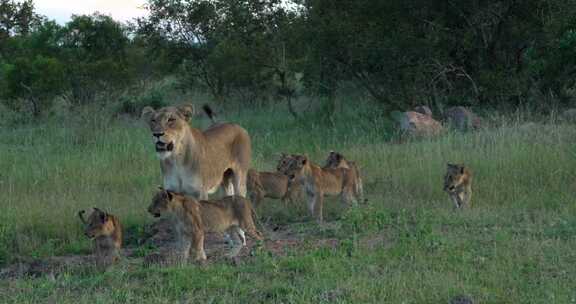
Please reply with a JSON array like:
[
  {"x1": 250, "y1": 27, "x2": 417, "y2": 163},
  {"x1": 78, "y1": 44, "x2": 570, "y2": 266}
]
[
  {"x1": 561, "y1": 108, "x2": 576, "y2": 123},
  {"x1": 414, "y1": 105, "x2": 433, "y2": 117},
  {"x1": 398, "y1": 111, "x2": 444, "y2": 137},
  {"x1": 444, "y1": 106, "x2": 482, "y2": 130}
]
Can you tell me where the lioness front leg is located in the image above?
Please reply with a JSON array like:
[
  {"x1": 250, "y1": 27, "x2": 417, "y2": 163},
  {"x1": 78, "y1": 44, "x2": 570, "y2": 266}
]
[{"x1": 233, "y1": 172, "x2": 248, "y2": 198}]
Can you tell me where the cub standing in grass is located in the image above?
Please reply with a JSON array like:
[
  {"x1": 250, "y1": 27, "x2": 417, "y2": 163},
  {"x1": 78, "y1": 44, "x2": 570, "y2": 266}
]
[
  {"x1": 247, "y1": 168, "x2": 301, "y2": 207},
  {"x1": 277, "y1": 154, "x2": 360, "y2": 223},
  {"x1": 148, "y1": 188, "x2": 263, "y2": 262},
  {"x1": 443, "y1": 163, "x2": 473, "y2": 208},
  {"x1": 323, "y1": 151, "x2": 366, "y2": 203},
  {"x1": 78, "y1": 208, "x2": 123, "y2": 266}
]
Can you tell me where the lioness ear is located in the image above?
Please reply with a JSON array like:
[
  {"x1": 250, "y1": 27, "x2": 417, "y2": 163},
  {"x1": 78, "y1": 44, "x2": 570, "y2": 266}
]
[
  {"x1": 141, "y1": 106, "x2": 155, "y2": 121},
  {"x1": 459, "y1": 165, "x2": 465, "y2": 174},
  {"x1": 300, "y1": 155, "x2": 308, "y2": 166},
  {"x1": 99, "y1": 212, "x2": 107, "y2": 223},
  {"x1": 177, "y1": 104, "x2": 194, "y2": 121}
]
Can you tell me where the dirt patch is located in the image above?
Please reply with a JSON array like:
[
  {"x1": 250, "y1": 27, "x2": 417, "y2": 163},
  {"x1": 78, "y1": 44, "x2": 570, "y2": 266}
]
[{"x1": 0, "y1": 220, "x2": 344, "y2": 279}]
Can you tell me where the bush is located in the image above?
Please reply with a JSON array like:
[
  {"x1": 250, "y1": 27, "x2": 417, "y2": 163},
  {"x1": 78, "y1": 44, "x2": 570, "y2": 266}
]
[{"x1": 116, "y1": 88, "x2": 168, "y2": 116}]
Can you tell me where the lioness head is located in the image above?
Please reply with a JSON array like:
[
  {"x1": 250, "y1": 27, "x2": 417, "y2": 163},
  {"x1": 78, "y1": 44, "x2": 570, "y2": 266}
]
[
  {"x1": 148, "y1": 188, "x2": 179, "y2": 218},
  {"x1": 141, "y1": 105, "x2": 195, "y2": 159},
  {"x1": 324, "y1": 151, "x2": 348, "y2": 169},
  {"x1": 444, "y1": 163, "x2": 467, "y2": 193},
  {"x1": 277, "y1": 154, "x2": 308, "y2": 181},
  {"x1": 78, "y1": 208, "x2": 116, "y2": 239}
]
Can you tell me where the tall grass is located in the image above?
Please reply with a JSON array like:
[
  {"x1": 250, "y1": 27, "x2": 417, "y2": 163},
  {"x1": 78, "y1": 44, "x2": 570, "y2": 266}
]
[{"x1": 0, "y1": 101, "x2": 575, "y2": 303}]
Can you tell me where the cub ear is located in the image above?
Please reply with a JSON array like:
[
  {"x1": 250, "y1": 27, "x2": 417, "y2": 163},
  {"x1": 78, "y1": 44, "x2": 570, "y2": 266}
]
[
  {"x1": 447, "y1": 163, "x2": 456, "y2": 169},
  {"x1": 459, "y1": 165, "x2": 465, "y2": 174},
  {"x1": 141, "y1": 106, "x2": 155, "y2": 121},
  {"x1": 158, "y1": 185, "x2": 164, "y2": 190},
  {"x1": 166, "y1": 190, "x2": 174, "y2": 201},
  {"x1": 99, "y1": 212, "x2": 107, "y2": 223},
  {"x1": 300, "y1": 155, "x2": 308, "y2": 166},
  {"x1": 335, "y1": 153, "x2": 343, "y2": 161},
  {"x1": 177, "y1": 104, "x2": 194, "y2": 121}
]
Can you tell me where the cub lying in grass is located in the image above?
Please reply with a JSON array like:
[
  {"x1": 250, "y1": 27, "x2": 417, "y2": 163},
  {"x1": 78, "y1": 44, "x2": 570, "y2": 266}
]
[
  {"x1": 78, "y1": 208, "x2": 123, "y2": 266},
  {"x1": 148, "y1": 188, "x2": 263, "y2": 262}
]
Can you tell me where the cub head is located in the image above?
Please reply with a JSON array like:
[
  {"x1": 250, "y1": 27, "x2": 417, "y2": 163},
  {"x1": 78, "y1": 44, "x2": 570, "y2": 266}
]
[
  {"x1": 323, "y1": 151, "x2": 349, "y2": 169},
  {"x1": 141, "y1": 105, "x2": 195, "y2": 159},
  {"x1": 444, "y1": 163, "x2": 467, "y2": 193},
  {"x1": 78, "y1": 208, "x2": 116, "y2": 239},
  {"x1": 277, "y1": 154, "x2": 308, "y2": 181},
  {"x1": 148, "y1": 188, "x2": 178, "y2": 218}
]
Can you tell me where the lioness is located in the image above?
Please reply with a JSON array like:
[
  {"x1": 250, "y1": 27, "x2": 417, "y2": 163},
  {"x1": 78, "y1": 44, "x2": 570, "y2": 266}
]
[
  {"x1": 277, "y1": 154, "x2": 359, "y2": 223},
  {"x1": 141, "y1": 104, "x2": 252, "y2": 199},
  {"x1": 247, "y1": 169, "x2": 301, "y2": 207},
  {"x1": 323, "y1": 151, "x2": 365, "y2": 203},
  {"x1": 147, "y1": 188, "x2": 263, "y2": 261},
  {"x1": 78, "y1": 208, "x2": 123, "y2": 265},
  {"x1": 443, "y1": 163, "x2": 473, "y2": 208}
]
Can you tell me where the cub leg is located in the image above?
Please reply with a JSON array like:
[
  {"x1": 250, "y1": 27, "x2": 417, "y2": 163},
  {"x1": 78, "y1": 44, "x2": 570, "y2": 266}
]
[
  {"x1": 226, "y1": 226, "x2": 244, "y2": 258},
  {"x1": 191, "y1": 231, "x2": 207, "y2": 261},
  {"x1": 450, "y1": 193, "x2": 461, "y2": 209},
  {"x1": 317, "y1": 192, "x2": 325, "y2": 224}
]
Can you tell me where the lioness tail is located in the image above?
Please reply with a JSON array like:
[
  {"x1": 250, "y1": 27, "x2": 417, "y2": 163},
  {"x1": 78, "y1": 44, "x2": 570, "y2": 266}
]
[{"x1": 202, "y1": 104, "x2": 217, "y2": 124}]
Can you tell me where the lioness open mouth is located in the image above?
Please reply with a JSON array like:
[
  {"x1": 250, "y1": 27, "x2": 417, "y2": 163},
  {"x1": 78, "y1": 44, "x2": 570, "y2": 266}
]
[{"x1": 155, "y1": 142, "x2": 174, "y2": 152}]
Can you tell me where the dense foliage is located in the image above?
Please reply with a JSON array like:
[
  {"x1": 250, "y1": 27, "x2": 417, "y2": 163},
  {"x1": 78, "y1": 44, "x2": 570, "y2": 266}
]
[{"x1": 1, "y1": 0, "x2": 575, "y2": 117}]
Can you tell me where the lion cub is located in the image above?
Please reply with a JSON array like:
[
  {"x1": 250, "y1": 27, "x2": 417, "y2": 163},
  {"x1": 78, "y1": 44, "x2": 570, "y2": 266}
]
[
  {"x1": 78, "y1": 208, "x2": 123, "y2": 265},
  {"x1": 247, "y1": 169, "x2": 301, "y2": 206},
  {"x1": 444, "y1": 163, "x2": 473, "y2": 208},
  {"x1": 323, "y1": 151, "x2": 365, "y2": 203},
  {"x1": 277, "y1": 154, "x2": 360, "y2": 223},
  {"x1": 148, "y1": 189, "x2": 263, "y2": 261}
]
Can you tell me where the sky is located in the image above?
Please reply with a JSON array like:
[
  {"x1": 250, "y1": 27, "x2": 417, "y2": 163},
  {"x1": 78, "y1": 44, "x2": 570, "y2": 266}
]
[{"x1": 34, "y1": 0, "x2": 148, "y2": 24}]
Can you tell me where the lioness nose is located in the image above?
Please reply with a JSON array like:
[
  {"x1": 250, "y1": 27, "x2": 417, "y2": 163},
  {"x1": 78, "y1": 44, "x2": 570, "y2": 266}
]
[{"x1": 153, "y1": 132, "x2": 164, "y2": 138}]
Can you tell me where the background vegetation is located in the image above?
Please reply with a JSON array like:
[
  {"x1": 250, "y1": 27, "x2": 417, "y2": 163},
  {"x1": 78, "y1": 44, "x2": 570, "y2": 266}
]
[
  {"x1": 2, "y1": 0, "x2": 576, "y2": 120},
  {"x1": 1, "y1": 0, "x2": 575, "y2": 303}
]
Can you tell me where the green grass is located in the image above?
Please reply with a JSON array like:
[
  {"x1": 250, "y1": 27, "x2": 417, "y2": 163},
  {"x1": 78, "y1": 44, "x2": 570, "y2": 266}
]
[{"x1": 0, "y1": 102, "x2": 575, "y2": 303}]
